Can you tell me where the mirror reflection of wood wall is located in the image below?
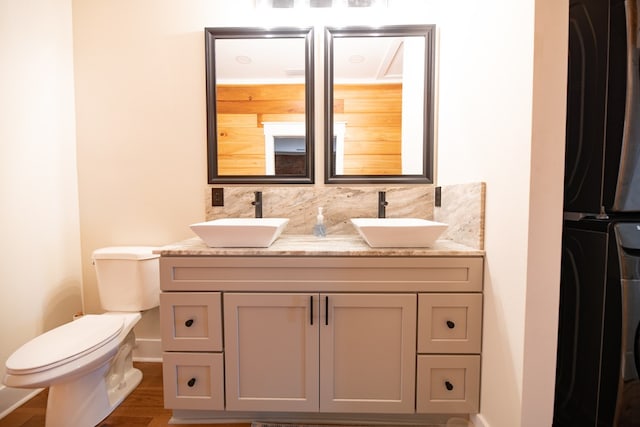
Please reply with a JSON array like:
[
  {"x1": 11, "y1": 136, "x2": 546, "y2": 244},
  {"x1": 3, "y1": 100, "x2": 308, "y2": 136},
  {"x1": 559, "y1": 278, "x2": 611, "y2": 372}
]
[
  {"x1": 216, "y1": 84, "x2": 305, "y2": 175},
  {"x1": 334, "y1": 83, "x2": 402, "y2": 175}
]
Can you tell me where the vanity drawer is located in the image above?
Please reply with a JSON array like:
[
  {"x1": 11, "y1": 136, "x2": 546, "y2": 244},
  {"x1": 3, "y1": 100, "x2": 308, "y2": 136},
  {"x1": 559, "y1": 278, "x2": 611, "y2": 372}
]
[
  {"x1": 162, "y1": 352, "x2": 224, "y2": 410},
  {"x1": 416, "y1": 355, "x2": 480, "y2": 414},
  {"x1": 160, "y1": 292, "x2": 222, "y2": 351},
  {"x1": 417, "y1": 293, "x2": 482, "y2": 354}
]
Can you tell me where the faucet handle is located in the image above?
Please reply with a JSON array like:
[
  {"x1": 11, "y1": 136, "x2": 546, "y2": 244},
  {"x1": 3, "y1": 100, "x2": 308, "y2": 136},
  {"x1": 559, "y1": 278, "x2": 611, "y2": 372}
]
[
  {"x1": 378, "y1": 191, "x2": 388, "y2": 218},
  {"x1": 252, "y1": 191, "x2": 263, "y2": 218}
]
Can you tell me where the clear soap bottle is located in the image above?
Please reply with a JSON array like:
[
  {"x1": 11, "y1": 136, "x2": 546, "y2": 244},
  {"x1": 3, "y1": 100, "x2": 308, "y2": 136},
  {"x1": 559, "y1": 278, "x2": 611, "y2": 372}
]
[{"x1": 313, "y1": 207, "x2": 326, "y2": 237}]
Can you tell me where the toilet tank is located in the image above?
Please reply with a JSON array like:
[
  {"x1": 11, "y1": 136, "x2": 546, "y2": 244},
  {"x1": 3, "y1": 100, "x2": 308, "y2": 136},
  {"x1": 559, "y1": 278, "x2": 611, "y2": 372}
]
[{"x1": 92, "y1": 246, "x2": 160, "y2": 312}]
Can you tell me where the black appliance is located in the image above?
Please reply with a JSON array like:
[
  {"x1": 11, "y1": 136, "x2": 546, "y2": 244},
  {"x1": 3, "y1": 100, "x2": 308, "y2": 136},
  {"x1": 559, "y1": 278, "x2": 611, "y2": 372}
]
[
  {"x1": 555, "y1": 0, "x2": 640, "y2": 425},
  {"x1": 555, "y1": 220, "x2": 640, "y2": 425},
  {"x1": 563, "y1": 0, "x2": 640, "y2": 215}
]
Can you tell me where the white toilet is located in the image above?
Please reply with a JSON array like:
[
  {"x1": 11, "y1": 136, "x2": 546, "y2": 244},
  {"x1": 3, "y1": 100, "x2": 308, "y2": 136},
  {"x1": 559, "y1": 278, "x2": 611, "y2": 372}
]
[{"x1": 3, "y1": 246, "x2": 160, "y2": 427}]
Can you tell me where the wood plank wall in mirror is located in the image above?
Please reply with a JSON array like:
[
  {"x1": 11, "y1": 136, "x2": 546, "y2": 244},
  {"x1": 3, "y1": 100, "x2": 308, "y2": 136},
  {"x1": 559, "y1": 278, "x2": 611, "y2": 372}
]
[
  {"x1": 324, "y1": 25, "x2": 436, "y2": 184},
  {"x1": 205, "y1": 27, "x2": 314, "y2": 184}
]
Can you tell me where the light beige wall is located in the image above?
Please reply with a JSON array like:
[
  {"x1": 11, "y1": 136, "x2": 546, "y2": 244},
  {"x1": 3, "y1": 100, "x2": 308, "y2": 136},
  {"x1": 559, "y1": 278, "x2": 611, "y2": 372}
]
[
  {"x1": 520, "y1": 1, "x2": 567, "y2": 425},
  {"x1": 437, "y1": 0, "x2": 567, "y2": 426},
  {"x1": 72, "y1": 0, "x2": 216, "y2": 316},
  {"x1": 0, "y1": 0, "x2": 82, "y2": 403}
]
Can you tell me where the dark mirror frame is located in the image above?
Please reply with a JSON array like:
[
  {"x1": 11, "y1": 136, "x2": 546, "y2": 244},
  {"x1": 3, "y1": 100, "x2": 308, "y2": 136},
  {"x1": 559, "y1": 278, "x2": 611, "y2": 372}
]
[
  {"x1": 205, "y1": 27, "x2": 315, "y2": 184},
  {"x1": 324, "y1": 25, "x2": 435, "y2": 184}
]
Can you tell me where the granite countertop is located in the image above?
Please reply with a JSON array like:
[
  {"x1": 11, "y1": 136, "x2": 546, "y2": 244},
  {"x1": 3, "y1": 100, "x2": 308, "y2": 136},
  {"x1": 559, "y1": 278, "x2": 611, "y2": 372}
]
[{"x1": 155, "y1": 234, "x2": 484, "y2": 257}]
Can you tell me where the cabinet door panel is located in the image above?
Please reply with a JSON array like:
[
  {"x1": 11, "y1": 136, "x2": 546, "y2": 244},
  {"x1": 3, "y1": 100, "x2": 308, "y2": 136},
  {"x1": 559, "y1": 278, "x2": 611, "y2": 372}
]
[
  {"x1": 162, "y1": 352, "x2": 224, "y2": 410},
  {"x1": 418, "y1": 293, "x2": 482, "y2": 353},
  {"x1": 320, "y1": 293, "x2": 416, "y2": 413},
  {"x1": 416, "y1": 355, "x2": 480, "y2": 413},
  {"x1": 224, "y1": 293, "x2": 319, "y2": 411},
  {"x1": 160, "y1": 292, "x2": 222, "y2": 351}
]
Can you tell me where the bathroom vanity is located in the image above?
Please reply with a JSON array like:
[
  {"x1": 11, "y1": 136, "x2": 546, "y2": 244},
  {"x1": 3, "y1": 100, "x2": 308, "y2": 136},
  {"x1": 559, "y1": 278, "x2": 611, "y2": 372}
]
[{"x1": 158, "y1": 235, "x2": 483, "y2": 425}]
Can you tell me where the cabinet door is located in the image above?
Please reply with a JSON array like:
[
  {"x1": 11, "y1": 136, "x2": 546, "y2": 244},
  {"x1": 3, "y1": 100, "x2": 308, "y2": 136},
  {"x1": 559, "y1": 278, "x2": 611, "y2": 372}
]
[
  {"x1": 224, "y1": 293, "x2": 319, "y2": 411},
  {"x1": 320, "y1": 293, "x2": 416, "y2": 413}
]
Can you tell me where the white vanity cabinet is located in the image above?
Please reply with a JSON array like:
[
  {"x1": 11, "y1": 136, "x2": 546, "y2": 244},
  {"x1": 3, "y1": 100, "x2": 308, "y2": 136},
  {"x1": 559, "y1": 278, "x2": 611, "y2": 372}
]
[
  {"x1": 223, "y1": 292, "x2": 416, "y2": 413},
  {"x1": 159, "y1": 252, "x2": 483, "y2": 424}
]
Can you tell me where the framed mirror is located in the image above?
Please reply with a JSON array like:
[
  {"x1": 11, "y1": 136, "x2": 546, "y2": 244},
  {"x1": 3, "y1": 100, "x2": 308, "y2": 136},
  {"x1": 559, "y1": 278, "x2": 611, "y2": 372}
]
[
  {"x1": 324, "y1": 25, "x2": 435, "y2": 183},
  {"x1": 205, "y1": 27, "x2": 314, "y2": 184}
]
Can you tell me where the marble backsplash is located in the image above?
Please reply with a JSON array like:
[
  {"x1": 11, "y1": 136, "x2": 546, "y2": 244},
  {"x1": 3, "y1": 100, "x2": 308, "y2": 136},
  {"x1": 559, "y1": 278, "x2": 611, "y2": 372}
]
[
  {"x1": 434, "y1": 182, "x2": 486, "y2": 250},
  {"x1": 205, "y1": 182, "x2": 485, "y2": 249}
]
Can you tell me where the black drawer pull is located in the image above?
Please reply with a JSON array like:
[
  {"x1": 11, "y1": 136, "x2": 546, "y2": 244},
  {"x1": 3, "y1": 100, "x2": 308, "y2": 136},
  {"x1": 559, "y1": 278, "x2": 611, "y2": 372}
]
[
  {"x1": 325, "y1": 296, "x2": 329, "y2": 326},
  {"x1": 446, "y1": 320, "x2": 456, "y2": 329},
  {"x1": 185, "y1": 319, "x2": 194, "y2": 327},
  {"x1": 187, "y1": 377, "x2": 196, "y2": 387},
  {"x1": 445, "y1": 380, "x2": 454, "y2": 391}
]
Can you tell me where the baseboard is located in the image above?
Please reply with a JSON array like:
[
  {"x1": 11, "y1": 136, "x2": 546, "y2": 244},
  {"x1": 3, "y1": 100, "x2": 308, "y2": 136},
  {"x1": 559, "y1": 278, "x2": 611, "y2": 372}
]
[
  {"x1": 171, "y1": 410, "x2": 461, "y2": 425},
  {"x1": 0, "y1": 386, "x2": 43, "y2": 420},
  {"x1": 133, "y1": 337, "x2": 162, "y2": 362},
  {"x1": 471, "y1": 413, "x2": 489, "y2": 427}
]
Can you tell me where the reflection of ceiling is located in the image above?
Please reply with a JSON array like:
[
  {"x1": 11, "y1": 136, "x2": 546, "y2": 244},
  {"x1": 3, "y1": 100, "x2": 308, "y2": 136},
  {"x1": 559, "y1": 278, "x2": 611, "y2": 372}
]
[
  {"x1": 334, "y1": 36, "x2": 403, "y2": 82},
  {"x1": 216, "y1": 38, "x2": 306, "y2": 83},
  {"x1": 215, "y1": 37, "x2": 403, "y2": 84}
]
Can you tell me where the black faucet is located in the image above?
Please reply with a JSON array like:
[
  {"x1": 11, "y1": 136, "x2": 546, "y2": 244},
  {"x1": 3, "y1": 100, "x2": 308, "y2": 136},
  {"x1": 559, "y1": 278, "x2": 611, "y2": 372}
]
[
  {"x1": 378, "y1": 191, "x2": 388, "y2": 218},
  {"x1": 252, "y1": 191, "x2": 263, "y2": 218}
]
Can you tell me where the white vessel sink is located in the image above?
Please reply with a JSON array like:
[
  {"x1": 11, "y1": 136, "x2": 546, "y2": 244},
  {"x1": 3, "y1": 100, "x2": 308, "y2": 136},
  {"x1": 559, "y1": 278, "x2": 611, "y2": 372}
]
[
  {"x1": 190, "y1": 218, "x2": 289, "y2": 247},
  {"x1": 350, "y1": 218, "x2": 448, "y2": 248}
]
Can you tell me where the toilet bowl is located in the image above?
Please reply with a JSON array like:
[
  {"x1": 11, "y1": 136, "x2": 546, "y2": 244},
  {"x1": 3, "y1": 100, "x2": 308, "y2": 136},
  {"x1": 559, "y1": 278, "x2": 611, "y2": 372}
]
[{"x1": 3, "y1": 246, "x2": 160, "y2": 427}]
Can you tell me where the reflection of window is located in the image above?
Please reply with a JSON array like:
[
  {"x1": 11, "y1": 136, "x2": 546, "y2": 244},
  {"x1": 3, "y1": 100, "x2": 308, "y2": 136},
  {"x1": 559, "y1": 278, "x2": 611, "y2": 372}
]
[
  {"x1": 274, "y1": 137, "x2": 306, "y2": 175},
  {"x1": 274, "y1": 136, "x2": 306, "y2": 155},
  {"x1": 263, "y1": 122, "x2": 306, "y2": 176}
]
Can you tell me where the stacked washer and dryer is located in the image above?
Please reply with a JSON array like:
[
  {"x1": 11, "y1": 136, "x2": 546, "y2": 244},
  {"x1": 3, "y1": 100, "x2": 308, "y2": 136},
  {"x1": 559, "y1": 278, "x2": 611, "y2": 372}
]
[{"x1": 554, "y1": 0, "x2": 640, "y2": 425}]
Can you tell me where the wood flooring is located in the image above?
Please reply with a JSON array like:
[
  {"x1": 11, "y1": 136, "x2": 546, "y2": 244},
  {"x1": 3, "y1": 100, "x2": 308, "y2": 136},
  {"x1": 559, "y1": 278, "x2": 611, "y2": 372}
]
[{"x1": 0, "y1": 362, "x2": 250, "y2": 427}]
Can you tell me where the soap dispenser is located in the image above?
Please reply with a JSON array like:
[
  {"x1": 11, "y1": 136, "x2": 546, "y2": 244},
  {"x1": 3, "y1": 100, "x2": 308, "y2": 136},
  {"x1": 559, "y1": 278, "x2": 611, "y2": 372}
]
[{"x1": 313, "y1": 207, "x2": 326, "y2": 237}]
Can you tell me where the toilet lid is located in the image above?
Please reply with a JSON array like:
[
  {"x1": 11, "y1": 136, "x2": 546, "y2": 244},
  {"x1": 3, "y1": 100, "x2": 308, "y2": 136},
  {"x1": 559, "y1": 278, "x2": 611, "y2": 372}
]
[{"x1": 6, "y1": 315, "x2": 123, "y2": 374}]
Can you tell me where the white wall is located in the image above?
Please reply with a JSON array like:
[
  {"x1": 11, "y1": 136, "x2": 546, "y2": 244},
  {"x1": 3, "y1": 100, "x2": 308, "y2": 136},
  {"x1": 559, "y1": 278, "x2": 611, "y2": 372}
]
[
  {"x1": 521, "y1": 1, "x2": 567, "y2": 424},
  {"x1": 0, "y1": 0, "x2": 82, "y2": 413},
  {"x1": 437, "y1": 0, "x2": 567, "y2": 426}
]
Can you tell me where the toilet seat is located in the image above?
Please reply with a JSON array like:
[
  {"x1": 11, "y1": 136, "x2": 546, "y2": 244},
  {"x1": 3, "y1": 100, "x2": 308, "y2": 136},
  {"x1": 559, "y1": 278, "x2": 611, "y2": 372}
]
[{"x1": 6, "y1": 315, "x2": 123, "y2": 375}]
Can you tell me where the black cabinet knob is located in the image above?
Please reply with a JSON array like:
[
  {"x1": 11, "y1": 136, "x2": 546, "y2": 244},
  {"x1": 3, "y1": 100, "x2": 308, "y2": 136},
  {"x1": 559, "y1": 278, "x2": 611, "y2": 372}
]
[
  {"x1": 185, "y1": 319, "x2": 194, "y2": 327},
  {"x1": 445, "y1": 380, "x2": 454, "y2": 391},
  {"x1": 187, "y1": 377, "x2": 196, "y2": 387},
  {"x1": 446, "y1": 320, "x2": 456, "y2": 329}
]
